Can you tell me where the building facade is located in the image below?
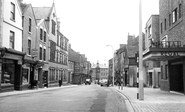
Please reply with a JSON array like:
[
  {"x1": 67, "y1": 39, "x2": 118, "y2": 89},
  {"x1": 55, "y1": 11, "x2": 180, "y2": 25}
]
[
  {"x1": 143, "y1": 0, "x2": 185, "y2": 94},
  {"x1": 0, "y1": 0, "x2": 25, "y2": 92},
  {"x1": 145, "y1": 15, "x2": 161, "y2": 88},
  {"x1": 33, "y1": 2, "x2": 69, "y2": 87}
]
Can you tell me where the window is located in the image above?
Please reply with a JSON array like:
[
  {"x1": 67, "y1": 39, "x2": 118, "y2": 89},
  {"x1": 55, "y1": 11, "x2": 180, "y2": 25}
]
[
  {"x1": 10, "y1": 2, "x2": 15, "y2": 20},
  {"x1": 148, "y1": 25, "x2": 152, "y2": 36},
  {"x1": 1, "y1": 60, "x2": 15, "y2": 85},
  {"x1": 172, "y1": 8, "x2": 177, "y2": 23},
  {"x1": 160, "y1": 23, "x2": 163, "y2": 34},
  {"x1": 22, "y1": 68, "x2": 29, "y2": 84},
  {"x1": 57, "y1": 35, "x2": 59, "y2": 46},
  {"x1": 9, "y1": 31, "x2": 14, "y2": 49},
  {"x1": 179, "y1": 4, "x2": 182, "y2": 18},
  {"x1": 40, "y1": 28, "x2": 43, "y2": 40},
  {"x1": 44, "y1": 31, "x2": 46, "y2": 42},
  {"x1": 161, "y1": 35, "x2": 168, "y2": 48},
  {"x1": 56, "y1": 51, "x2": 58, "y2": 62},
  {"x1": 28, "y1": 39, "x2": 31, "y2": 55},
  {"x1": 39, "y1": 47, "x2": 42, "y2": 60},
  {"x1": 169, "y1": 14, "x2": 171, "y2": 26},
  {"x1": 165, "y1": 65, "x2": 168, "y2": 80},
  {"x1": 29, "y1": 18, "x2": 31, "y2": 32},
  {"x1": 43, "y1": 48, "x2": 46, "y2": 61},
  {"x1": 164, "y1": 19, "x2": 167, "y2": 31},
  {"x1": 52, "y1": 20, "x2": 56, "y2": 35}
]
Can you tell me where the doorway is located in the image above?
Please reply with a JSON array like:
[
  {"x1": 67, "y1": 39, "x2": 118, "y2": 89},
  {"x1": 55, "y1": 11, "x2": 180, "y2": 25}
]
[{"x1": 170, "y1": 64, "x2": 184, "y2": 93}]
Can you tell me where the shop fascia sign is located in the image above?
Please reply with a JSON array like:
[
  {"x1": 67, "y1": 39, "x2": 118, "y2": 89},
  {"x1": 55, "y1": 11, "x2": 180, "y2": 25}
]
[{"x1": 150, "y1": 40, "x2": 182, "y2": 57}]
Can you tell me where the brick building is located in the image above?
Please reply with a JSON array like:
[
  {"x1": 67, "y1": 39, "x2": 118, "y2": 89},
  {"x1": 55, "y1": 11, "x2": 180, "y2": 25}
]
[
  {"x1": 143, "y1": 0, "x2": 185, "y2": 94},
  {"x1": 144, "y1": 15, "x2": 161, "y2": 88}
]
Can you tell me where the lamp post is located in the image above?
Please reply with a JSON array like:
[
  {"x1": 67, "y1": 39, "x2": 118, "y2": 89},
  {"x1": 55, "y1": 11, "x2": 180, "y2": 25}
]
[
  {"x1": 106, "y1": 45, "x2": 114, "y2": 86},
  {"x1": 139, "y1": 0, "x2": 144, "y2": 100}
]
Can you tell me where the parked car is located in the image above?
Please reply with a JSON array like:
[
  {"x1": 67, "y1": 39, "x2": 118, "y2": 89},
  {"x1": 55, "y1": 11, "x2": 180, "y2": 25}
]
[
  {"x1": 85, "y1": 79, "x2": 91, "y2": 85},
  {"x1": 100, "y1": 79, "x2": 108, "y2": 87}
]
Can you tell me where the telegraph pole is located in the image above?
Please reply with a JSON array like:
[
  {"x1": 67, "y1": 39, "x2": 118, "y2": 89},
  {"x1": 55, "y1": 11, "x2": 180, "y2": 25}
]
[{"x1": 139, "y1": 0, "x2": 144, "y2": 100}]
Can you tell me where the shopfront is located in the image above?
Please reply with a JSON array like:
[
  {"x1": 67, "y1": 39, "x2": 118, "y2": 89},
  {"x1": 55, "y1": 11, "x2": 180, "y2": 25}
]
[
  {"x1": 143, "y1": 41, "x2": 185, "y2": 94},
  {"x1": 0, "y1": 48, "x2": 25, "y2": 92}
]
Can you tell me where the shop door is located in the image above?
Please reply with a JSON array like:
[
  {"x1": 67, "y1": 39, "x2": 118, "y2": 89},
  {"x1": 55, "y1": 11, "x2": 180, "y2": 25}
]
[{"x1": 170, "y1": 64, "x2": 184, "y2": 93}]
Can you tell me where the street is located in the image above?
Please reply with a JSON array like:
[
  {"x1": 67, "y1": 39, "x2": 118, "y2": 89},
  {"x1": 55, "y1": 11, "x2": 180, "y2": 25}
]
[{"x1": 0, "y1": 84, "x2": 128, "y2": 112}]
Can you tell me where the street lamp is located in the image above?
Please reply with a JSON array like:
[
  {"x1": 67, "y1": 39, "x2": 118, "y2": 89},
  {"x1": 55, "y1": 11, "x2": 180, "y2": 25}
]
[{"x1": 106, "y1": 45, "x2": 114, "y2": 86}]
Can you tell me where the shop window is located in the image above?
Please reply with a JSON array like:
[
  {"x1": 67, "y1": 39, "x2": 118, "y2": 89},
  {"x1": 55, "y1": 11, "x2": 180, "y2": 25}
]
[
  {"x1": 1, "y1": 60, "x2": 15, "y2": 85},
  {"x1": 22, "y1": 68, "x2": 29, "y2": 84}
]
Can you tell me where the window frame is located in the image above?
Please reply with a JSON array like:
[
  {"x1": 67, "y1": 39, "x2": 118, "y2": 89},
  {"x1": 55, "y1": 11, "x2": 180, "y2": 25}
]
[
  {"x1": 29, "y1": 18, "x2": 32, "y2": 32},
  {"x1": 39, "y1": 47, "x2": 42, "y2": 60},
  {"x1": 9, "y1": 31, "x2": 15, "y2": 49},
  {"x1": 40, "y1": 28, "x2": 43, "y2": 40},
  {"x1": 28, "y1": 39, "x2": 31, "y2": 55},
  {"x1": 10, "y1": 2, "x2": 15, "y2": 21},
  {"x1": 44, "y1": 31, "x2": 46, "y2": 42},
  {"x1": 172, "y1": 8, "x2": 177, "y2": 23}
]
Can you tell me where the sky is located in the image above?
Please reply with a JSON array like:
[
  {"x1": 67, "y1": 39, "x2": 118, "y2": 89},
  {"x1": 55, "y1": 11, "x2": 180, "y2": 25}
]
[{"x1": 23, "y1": 0, "x2": 159, "y2": 65}]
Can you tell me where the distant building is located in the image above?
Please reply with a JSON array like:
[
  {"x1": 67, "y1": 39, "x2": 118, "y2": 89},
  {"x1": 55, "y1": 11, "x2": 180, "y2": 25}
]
[{"x1": 91, "y1": 62, "x2": 108, "y2": 82}]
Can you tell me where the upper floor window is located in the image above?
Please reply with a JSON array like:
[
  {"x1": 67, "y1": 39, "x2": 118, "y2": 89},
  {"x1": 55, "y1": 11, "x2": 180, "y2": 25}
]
[
  {"x1": 44, "y1": 31, "x2": 46, "y2": 42},
  {"x1": 57, "y1": 34, "x2": 59, "y2": 46},
  {"x1": 43, "y1": 48, "x2": 46, "y2": 61},
  {"x1": 39, "y1": 47, "x2": 42, "y2": 60},
  {"x1": 40, "y1": 28, "x2": 43, "y2": 40},
  {"x1": 179, "y1": 4, "x2": 182, "y2": 18},
  {"x1": 160, "y1": 23, "x2": 163, "y2": 34},
  {"x1": 28, "y1": 39, "x2": 31, "y2": 55},
  {"x1": 29, "y1": 18, "x2": 32, "y2": 32},
  {"x1": 52, "y1": 20, "x2": 56, "y2": 35},
  {"x1": 9, "y1": 31, "x2": 14, "y2": 49},
  {"x1": 169, "y1": 14, "x2": 171, "y2": 26},
  {"x1": 148, "y1": 25, "x2": 152, "y2": 36},
  {"x1": 172, "y1": 8, "x2": 177, "y2": 23},
  {"x1": 10, "y1": 2, "x2": 15, "y2": 20},
  {"x1": 164, "y1": 19, "x2": 167, "y2": 31}
]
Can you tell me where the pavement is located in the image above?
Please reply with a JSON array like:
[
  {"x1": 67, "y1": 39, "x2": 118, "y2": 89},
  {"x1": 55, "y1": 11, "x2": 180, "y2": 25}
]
[
  {"x1": 0, "y1": 85, "x2": 78, "y2": 98},
  {"x1": 113, "y1": 86, "x2": 185, "y2": 112}
]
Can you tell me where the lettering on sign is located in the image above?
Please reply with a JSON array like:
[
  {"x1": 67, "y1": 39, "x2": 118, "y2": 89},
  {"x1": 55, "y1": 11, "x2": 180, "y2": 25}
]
[
  {"x1": 161, "y1": 51, "x2": 180, "y2": 56},
  {"x1": 151, "y1": 40, "x2": 181, "y2": 48}
]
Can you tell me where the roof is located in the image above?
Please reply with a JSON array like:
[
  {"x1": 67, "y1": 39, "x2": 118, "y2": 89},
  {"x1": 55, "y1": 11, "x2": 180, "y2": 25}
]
[{"x1": 33, "y1": 7, "x2": 51, "y2": 19}]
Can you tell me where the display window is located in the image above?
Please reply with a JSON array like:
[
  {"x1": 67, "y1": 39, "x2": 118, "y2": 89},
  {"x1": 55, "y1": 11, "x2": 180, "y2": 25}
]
[
  {"x1": 22, "y1": 68, "x2": 30, "y2": 84},
  {"x1": 1, "y1": 59, "x2": 15, "y2": 86}
]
